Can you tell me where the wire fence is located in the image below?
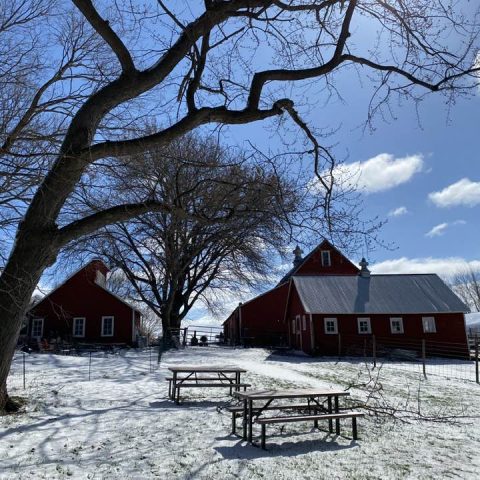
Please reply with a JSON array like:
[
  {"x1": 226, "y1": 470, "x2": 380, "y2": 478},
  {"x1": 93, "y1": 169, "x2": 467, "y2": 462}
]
[
  {"x1": 335, "y1": 333, "x2": 479, "y2": 384},
  {"x1": 7, "y1": 347, "x2": 162, "y2": 397},
  {"x1": 7, "y1": 334, "x2": 479, "y2": 396},
  {"x1": 224, "y1": 328, "x2": 480, "y2": 384}
]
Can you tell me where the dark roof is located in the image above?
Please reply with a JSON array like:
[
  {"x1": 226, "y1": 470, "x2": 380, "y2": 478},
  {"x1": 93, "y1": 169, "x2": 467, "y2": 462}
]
[{"x1": 293, "y1": 274, "x2": 469, "y2": 314}]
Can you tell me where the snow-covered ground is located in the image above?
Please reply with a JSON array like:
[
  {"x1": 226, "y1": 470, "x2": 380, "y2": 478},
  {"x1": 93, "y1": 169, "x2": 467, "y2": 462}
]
[{"x1": 2, "y1": 347, "x2": 480, "y2": 479}]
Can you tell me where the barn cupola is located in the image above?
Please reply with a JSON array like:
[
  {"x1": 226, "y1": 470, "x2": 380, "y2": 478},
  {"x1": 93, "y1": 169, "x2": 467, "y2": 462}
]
[
  {"x1": 359, "y1": 257, "x2": 370, "y2": 278},
  {"x1": 293, "y1": 245, "x2": 304, "y2": 268}
]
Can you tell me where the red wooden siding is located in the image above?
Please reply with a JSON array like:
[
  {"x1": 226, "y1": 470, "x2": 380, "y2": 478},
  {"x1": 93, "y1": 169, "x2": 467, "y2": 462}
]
[
  {"x1": 224, "y1": 283, "x2": 289, "y2": 346},
  {"x1": 294, "y1": 240, "x2": 359, "y2": 276},
  {"x1": 310, "y1": 313, "x2": 469, "y2": 358},
  {"x1": 28, "y1": 260, "x2": 140, "y2": 346},
  {"x1": 223, "y1": 239, "x2": 469, "y2": 358}
]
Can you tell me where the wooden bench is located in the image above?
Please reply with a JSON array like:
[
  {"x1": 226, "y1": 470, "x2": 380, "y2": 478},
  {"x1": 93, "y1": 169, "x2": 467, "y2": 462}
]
[
  {"x1": 256, "y1": 411, "x2": 364, "y2": 449},
  {"x1": 171, "y1": 381, "x2": 251, "y2": 403},
  {"x1": 167, "y1": 377, "x2": 248, "y2": 398},
  {"x1": 227, "y1": 404, "x2": 316, "y2": 435}
]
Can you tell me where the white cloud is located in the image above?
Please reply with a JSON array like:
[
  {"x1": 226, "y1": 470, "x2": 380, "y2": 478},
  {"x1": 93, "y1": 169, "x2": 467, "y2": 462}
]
[
  {"x1": 425, "y1": 222, "x2": 448, "y2": 237},
  {"x1": 388, "y1": 206, "x2": 408, "y2": 217},
  {"x1": 371, "y1": 257, "x2": 480, "y2": 279},
  {"x1": 429, "y1": 178, "x2": 480, "y2": 208},
  {"x1": 425, "y1": 220, "x2": 466, "y2": 238},
  {"x1": 333, "y1": 153, "x2": 424, "y2": 193}
]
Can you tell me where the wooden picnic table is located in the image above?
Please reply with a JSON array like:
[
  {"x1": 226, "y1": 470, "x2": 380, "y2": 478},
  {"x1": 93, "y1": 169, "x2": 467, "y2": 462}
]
[
  {"x1": 233, "y1": 388, "x2": 351, "y2": 445},
  {"x1": 167, "y1": 365, "x2": 248, "y2": 404}
]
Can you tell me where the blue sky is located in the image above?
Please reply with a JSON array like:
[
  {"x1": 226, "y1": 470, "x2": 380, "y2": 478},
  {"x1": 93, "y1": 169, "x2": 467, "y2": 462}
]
[
  {"x1": 30, "y1": 1, "x2": 480, "y2": 319},
  {"x1": 187, "y1": 86, "x2": 480, "y2": 324},
  {"x1": 213, "y1": 18, "x2": 480, "y2": 282},
  {"x1": 219, "y1": 88, "x2": 480, "y2": 275}
]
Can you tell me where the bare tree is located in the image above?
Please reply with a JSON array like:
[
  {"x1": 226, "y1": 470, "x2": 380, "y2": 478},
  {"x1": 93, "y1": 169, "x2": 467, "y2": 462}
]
[
  {"x1": 0, "y1": 0, "x2": 479, "y2": 411},
  {"x1": 452, "y1": 267, "x2": 480, "y2": 313},
  {"x1": 69, "y1": 134, "x2": 299, "y2": 342}
]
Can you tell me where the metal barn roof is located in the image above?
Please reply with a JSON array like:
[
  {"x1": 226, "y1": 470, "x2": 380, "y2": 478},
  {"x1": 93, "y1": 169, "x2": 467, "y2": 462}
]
[{"x1": 292, "y1": 274, "x2": 469, "y2": 314}]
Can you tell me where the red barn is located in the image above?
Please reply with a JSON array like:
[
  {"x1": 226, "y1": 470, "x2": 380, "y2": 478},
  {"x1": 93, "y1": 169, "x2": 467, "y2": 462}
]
[
  {"x1": 27, "y1": 259, "x2": 141, "y2": 347},
  {"x1": 223, "y1": 239, "x2": 359, "y2": 346},
  {"x1": 223, "y1": 240, "x2": 470, "y2": 358}
]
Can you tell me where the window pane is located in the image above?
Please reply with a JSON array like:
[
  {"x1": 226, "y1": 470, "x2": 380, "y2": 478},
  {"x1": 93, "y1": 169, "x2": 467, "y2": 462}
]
[
  {"x1": 103, "y1": 317, "x2": 113, "y2": 336},
  {"x1": 422, "y1": 317, "x2": 436, "y2": 333},
  {"x1": 390, "y1": 317, "x2": 403, "y2": 334},
  {"x1": 358, "y1": 318, "x2": 371, "y2": 334},
  {"x1": 321, "y1": 251, "x2": 331, "y2": 267},
  {"x1": 32, "y1": 319, "x2": 43, "y2": 337},
  {"x1": 74, "y1": 318, "x2": 84, "y2": 336},
  {"x1": 324, "y1": 318, "x2": 337, "y2": 334}
]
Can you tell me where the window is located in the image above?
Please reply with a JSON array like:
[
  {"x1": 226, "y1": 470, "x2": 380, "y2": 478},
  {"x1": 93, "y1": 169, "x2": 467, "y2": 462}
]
[
  {"x1": 32, "y1": 318, "x2": 44, "y2": 338},
  {"x1": 73, "y1": 317, "x2": 86, "y2": 337},
  {"x1": 302, "y1": 315, "x2": 307, "y2": 331},
  {"x1": 101, "y1": 316, "x2": 114, "y2": 337},
  {"x1": 292, "y1": 318, "x2": 296, "y2": 334},
  {"x1": 321, "y1": 250, "x2": 331, "y2": 267},
  {"x1": 357, "y1": 318, "x2": 371, "y2": 334},
  {"x1": 390, "y1": 317, "x2": 404, "y2": 334},
  {"x1": 422, "y1": 317, "x2": 436, "y2": 333},
  {"x1": 324, "y1": 317, "x2": 338, "y2": 334}
]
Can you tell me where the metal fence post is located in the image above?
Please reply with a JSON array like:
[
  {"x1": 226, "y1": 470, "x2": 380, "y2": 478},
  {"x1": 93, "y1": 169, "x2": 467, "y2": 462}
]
[
  {"x1": 88, "y1": 351, "x2": 92, "y2": 381},
  {"x1": 149, "y1": 345, "x2": 152, "y2": 373},
  {"x1": 422, "y1": 339, "x2": 427, "y2": 379},
  {"x1": 372, "y1": 335, "x2": 376, "y2": 369},
  {"x1": 475, "y1": 335, "x2": 479, "y2": 384},
  {"x1": 23, "y1": 352, "x2": 26, "y2": 390}
]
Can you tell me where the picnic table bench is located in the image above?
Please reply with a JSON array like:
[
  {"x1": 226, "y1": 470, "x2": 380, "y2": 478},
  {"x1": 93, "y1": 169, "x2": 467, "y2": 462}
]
[
  {"x1": 233, "y1": 388, "x2": 363, "y2": 449},
  {"x1": 167, "y1": 365, "x2": 248, "y2": 404}
]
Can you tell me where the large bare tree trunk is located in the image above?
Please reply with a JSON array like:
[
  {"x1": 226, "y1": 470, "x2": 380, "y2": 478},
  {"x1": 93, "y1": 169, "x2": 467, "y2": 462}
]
[{"x1": 0, "y1": 231, "x2": 58, "y2": 410}]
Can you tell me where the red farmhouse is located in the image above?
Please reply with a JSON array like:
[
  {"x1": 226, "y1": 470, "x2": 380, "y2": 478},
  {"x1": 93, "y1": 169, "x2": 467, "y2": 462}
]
[
  {"x1": 223, "y1": 240, "x2": 470, "y2": 357},
  {"x1": 27, "y1": 259, "x2": 141, "y2": 346}
]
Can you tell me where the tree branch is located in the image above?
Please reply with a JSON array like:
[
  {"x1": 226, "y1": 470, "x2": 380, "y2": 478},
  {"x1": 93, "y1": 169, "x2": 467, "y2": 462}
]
[
  {"x1": 247, "y1": 0, "x2": 357, "y2": 109},
  {"x1": 72, "y1": 0, "x2": 136, "y2": 74},
  {"x1": 343, "y1": 54, "x2": 480, "y2": 91},
  {"x1": 55, "y1": 200, "x2": 176, "y2": 246},
  {"x1": 83, "y1": 100, "x2": 292, "y2": 161}
]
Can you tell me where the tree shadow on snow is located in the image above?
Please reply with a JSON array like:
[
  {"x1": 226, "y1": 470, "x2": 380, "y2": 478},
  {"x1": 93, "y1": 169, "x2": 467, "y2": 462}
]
[{"x1": 215, "y1": 432, "x2": 358, "y2": 458}]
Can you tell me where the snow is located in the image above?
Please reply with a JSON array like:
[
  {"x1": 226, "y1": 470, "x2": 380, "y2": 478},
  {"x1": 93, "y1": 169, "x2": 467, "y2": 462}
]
[{"x1": 2, "y1": 347, "x2": 480, "y2": 479}]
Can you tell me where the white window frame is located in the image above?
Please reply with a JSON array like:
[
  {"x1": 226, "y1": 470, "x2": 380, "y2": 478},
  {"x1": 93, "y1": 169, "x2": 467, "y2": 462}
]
[
  {"x1": 302, "y1": 315, "x2": 307, "y2": 331},
  {"x1": 72, "y1": 317, "x2": 86, "y2": 338},
  {"x1": 422, "y1": 316, "x2": 436, "y2": 333},
  {"x1": 390, "y1": 317, "x2": 404, "y2": 334},
  {"x1": 357, "y1": 317, "x2": 371, "y2": 334},
  {"x1": 31, "y1": 318, "x2": 44, "y2": 339},
  {"x1": 101, "y1": 316, "x2": 114, "y2": 337},
  {"x1": 324, "y1": 317, "x2": 338, "y2": 334},
  {"x1": 321, "y1": 250, "x2": 331, "y2": 267}
]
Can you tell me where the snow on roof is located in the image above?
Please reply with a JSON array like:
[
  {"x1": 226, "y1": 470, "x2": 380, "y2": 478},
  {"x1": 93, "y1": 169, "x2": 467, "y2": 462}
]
[{"x1": 293, "y1": 274, "x2": 469, "y2": 314}]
